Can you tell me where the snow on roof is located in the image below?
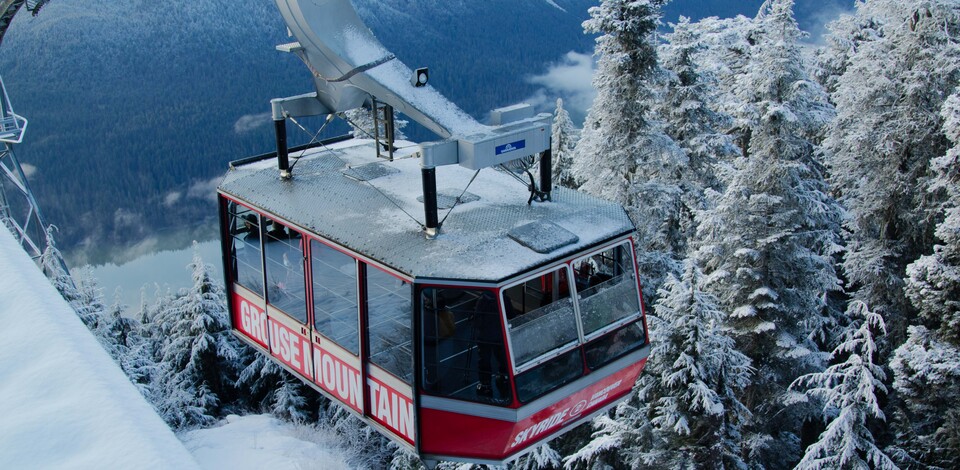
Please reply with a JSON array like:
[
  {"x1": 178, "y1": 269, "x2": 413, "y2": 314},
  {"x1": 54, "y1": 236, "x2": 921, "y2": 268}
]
[
  {"x1": 342, "y1": 26, "x2": 488, "y2": 137},
  {"x1": 219, "y1": 139, "x2": 635, "y2": 282},
  {"x1": 0, "y1": 229, "x2": 201, "y2": 470}
]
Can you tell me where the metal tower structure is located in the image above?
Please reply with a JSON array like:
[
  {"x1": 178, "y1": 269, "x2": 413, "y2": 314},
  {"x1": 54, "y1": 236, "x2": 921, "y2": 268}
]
[{"x1": 0, "y1": 0, "x2": 69, "y2": 273}]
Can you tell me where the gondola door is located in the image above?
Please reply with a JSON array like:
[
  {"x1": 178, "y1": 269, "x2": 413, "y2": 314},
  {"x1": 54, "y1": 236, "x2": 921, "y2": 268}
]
[
  {"x1": 261, "y1": 216, "x2": 313, "y2": 381},
  {"x1": 309, "y1": 239, "x2": 364, "y2": 414},
  {"x1": 363, "y1": 263, "x2": 416, "y2": 446}
]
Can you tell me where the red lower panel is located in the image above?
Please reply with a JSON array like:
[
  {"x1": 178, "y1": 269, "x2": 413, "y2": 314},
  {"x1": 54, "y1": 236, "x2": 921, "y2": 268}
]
[
  {"x1": 420, "y1": 359, "x2": 646, "y2": 461},
  {"x1": 232, "y1": 292, "x2": 268, "y2": 348},
  {"x1": 267, "y1": 318, "x2": 312, "y2": 379}
]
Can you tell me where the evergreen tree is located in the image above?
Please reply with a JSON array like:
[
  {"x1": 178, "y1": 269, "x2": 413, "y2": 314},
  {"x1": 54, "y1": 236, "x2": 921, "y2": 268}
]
[
  {"x1": 513, "y1": 444, "x2": 561, "y2": 470},
  {"x1": 694, "y1": 2, "x2": 843, "y2": 465},
  {"x1": 571, "y1": 0, "x2": 687, "y2": 295},
  {"x1": 647, "y1": 260, "x2": 752, "y2": 469},
  {"x1": 904, "y1": 92, "x2": 960, "y2": 343},
  {"x1": 681, "y1": 14, "x2": 763, "y2": 156},
  {"x1": 71, "y1": 269, "x2": 108, "y2": 331},
  {"x1": 889, "y1": 326, "x2": 960, "y2": 469},
  {"x1": 567, "y1": 260, "x2": 751, "y2": 469},
  {"x1": 893, "y1": 92, "x2": 960, "y2": 468},
  {"x1": 659, "y1": 16, "x2": 739, "y2": 186},
  {"x1": 551, "y1": 98, "x2": 578, "y2": 189},
  {"x1": 98, "y1": 289, "x2": 157, "y2": 395},
  {"x1": 235, "y1": 350, "x2": 315, "y2": 422},
  {"x1": 150, "y1": 243, "x2": 243, "y2": 429},
  {"x1": 658, "y1": 16, "x2": 740, "y2": 252},
  {"x1": 563, "y1": 395, "x2": 657, "y2": 468},
  {"x1": 39, "y1": 225, "x2": 76, "y2": 296},
  {"x1": 101, "y1": 289, "x2": 133, "y2": 350},
  {"x1": 812, "y1": 5, "x2": 884, "y2": 96},
  {"x1": 823, "y1": 0, "x2": 960, "y2": 343},
  {"x1": 792, "y1": 301, "x2": 898, "y2": 470}
]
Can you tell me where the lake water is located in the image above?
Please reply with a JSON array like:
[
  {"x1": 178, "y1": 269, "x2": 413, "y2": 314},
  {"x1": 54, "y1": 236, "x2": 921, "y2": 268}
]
[{"x1": 82, "y1": 239, "x2": 223, "y2": 312}]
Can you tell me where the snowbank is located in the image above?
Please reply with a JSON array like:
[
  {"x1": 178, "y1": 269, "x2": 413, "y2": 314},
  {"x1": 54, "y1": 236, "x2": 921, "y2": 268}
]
[
  {"x1": 0, "y1": 229, "x2": 200, "y2": 469},
  {"x1": 182, "y1": 414, "x2": 351, "y2": 469}
]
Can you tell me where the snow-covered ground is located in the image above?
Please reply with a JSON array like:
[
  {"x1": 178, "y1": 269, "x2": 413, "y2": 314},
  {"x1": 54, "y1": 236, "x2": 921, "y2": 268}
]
[
  {"x1": 0, "y1": 229, "x2": 350, "y2": 469},
  {"x1": 183, "y1": 415, "x2": 351, "y2": 469}
]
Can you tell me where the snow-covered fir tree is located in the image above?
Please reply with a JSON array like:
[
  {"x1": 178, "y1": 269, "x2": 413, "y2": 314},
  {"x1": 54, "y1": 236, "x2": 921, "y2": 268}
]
[
  {"x1": 811, "y1": 5, "x2": 884, "y2": 96},
  {"x1": 39, "y1": 225, "x2": 76, "y2": 296},
  {"x1": 893, "y1": 92, "x2": 960, "y2": 469},
  {"x1": 693, "y1": 2, "x2": 843, "y2": 465},
  {"x1": 904, "y1": 92, "x2": 960, "y2": 344},
  {"x1": 551, "y1": 98, "x2": 579, "y2": 189},
  {"x1": 150, "y1": 243, "x2": 243, "y2": 429},
  {"x1": 823, "y1": 0, "x2": 960, "y2": 343},
  {"x1": 571, "y1": 0, "x2": 687, "y2": 295},
  {"x1": 512, "y1": 443, "x2": 562, "y2": 470},
  {"x1": 563, "y1": 396, "x2": 656, "y2": 469},
  {"x1": 734, "y1": 0, "x2": 835, "y2": 143},
  {"x1": 97, "y1": 289, "x2": 157, "y2": 395},
  {"x1": 791, "y1": 301, "x2": 898, "y2": 470},
  {"x1": 889, "y1": 326, "x2": 960, "y2": 469},
  {"x1": 236, "y1": 350, "x2": 315, "y2": 423},
  {"x1": 658, "y1": 15, "x2": 738, "y2": 185},
  {"x1": 70, "y1": 269, "x2": 108, "y2": 332},
  {"x1": 318, "y1": 405, "x2": 398, "y2": 469},
  {"x1": 646, "y1": 260, "x2": 752, "y2": 469},
  {"x1": 567, "y1": 261, "x2": 751, "y2": 469},
  {"x1": 657, "y1": 16, "x2": 740, "y2": 252},
  {"x1": 680, "y1": 14, "x2": 760, "y2": 154}
]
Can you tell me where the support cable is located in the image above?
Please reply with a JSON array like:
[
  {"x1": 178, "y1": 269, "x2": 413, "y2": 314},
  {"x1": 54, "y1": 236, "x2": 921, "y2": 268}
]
[
  {"x1": 285, "y1": 112, "x2": 426, "y2": 231},
  {"x1": 438, "y1": 169, "x2": 481, "y2": 227}
]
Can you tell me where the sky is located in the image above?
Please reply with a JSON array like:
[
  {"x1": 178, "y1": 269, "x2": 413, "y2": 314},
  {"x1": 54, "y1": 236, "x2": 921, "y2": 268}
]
[{"x1": 0, "y1": 228, "x2": 350, "y2": 469}]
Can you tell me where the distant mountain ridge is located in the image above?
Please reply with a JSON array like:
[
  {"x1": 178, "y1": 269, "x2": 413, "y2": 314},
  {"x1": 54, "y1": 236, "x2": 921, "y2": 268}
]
[{"x1": 0, "y1": 0, "x2": 850, "y2": 263}]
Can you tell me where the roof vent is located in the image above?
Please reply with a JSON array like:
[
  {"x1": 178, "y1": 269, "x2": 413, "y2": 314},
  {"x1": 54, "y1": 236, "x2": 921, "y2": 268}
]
[
  {"x1": 508, "y1": 221, "x2": 579, "y2": 254},
  {"x1": 342, "y1": 162, "x2": 400, "y2": 182}
]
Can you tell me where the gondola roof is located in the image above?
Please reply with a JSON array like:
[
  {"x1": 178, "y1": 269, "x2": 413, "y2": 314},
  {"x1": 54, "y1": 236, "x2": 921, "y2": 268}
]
[{"x1": 219, "y1": 138, "x2": 634, "y2": 282}]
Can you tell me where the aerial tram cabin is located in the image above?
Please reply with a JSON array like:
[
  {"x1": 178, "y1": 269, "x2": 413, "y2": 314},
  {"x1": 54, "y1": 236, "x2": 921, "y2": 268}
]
[
  {"x1": 219, "y1": 0, "x2": 650, "y2": 465},
  {"x1": 218, "y1": 137, "x2": 649, "y2": 465}
]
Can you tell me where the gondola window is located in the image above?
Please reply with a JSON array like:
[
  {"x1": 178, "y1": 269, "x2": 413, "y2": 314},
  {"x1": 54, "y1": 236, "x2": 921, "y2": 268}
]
[
  {"x1": 227, "y1": 203, "x2": 264, "y2": 297},
  {"x1": 263, "y1": 217, "x2": 307, "y2": 324},
  {"x1": 366, "y1": 266, "x2": 413, "y2": 383},
  {"x1": 311, "y1": 241, "x2": 360, "y2": 355}
]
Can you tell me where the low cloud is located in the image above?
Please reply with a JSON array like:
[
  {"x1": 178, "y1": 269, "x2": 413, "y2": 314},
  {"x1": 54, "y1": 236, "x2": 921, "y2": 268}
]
[
  {"x1": 163, "y1": 191, "x2": 182, "y2": 207},
  {"x1": 525, "y1": 51, "x2": 597, "y2": 124},
  {"x1": 234, "y1": 112, "x2": 273, "y2": 134},
  {"x1": 21, "y1": 163, "x2": 37, "y2": 178},
  {"x1": 187, "y1": 177, "x2": 221, "y2": 203}
]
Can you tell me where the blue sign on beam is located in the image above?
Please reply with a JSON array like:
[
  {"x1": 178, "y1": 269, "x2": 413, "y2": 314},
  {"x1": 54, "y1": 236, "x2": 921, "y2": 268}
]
[{"x1": 495, "y1": 140, "x2": 526, "y2": 156}]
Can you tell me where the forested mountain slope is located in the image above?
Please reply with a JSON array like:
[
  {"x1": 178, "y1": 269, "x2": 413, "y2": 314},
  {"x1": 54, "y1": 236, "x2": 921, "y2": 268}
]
[{"x1": 0, "y1": 0, "x2": 850, "y2": 262}]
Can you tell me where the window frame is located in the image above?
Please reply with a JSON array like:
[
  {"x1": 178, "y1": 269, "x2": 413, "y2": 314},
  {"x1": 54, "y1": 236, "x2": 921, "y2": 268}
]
[
  {"x1": 569, "y1": 239, "x2": 644, "y2": 342},
  {"x1": 500, "y1": 262, "x2": 583, "y2": 375},
  {"x1": 364, "y1": 261, "x2": 415, "y2": 384},
  {"x1": 417, "y1": 284, "x2": 512, "y2": 405},
  {"x1": 261, "y1": 215, "x2": 309, "y2": 325},
  {"x1": 225, "y1": 200, "x2": 266, "y2": 298},
  {"x1": 310, "y1": 237, "x2": 362, "y2": 356}
]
